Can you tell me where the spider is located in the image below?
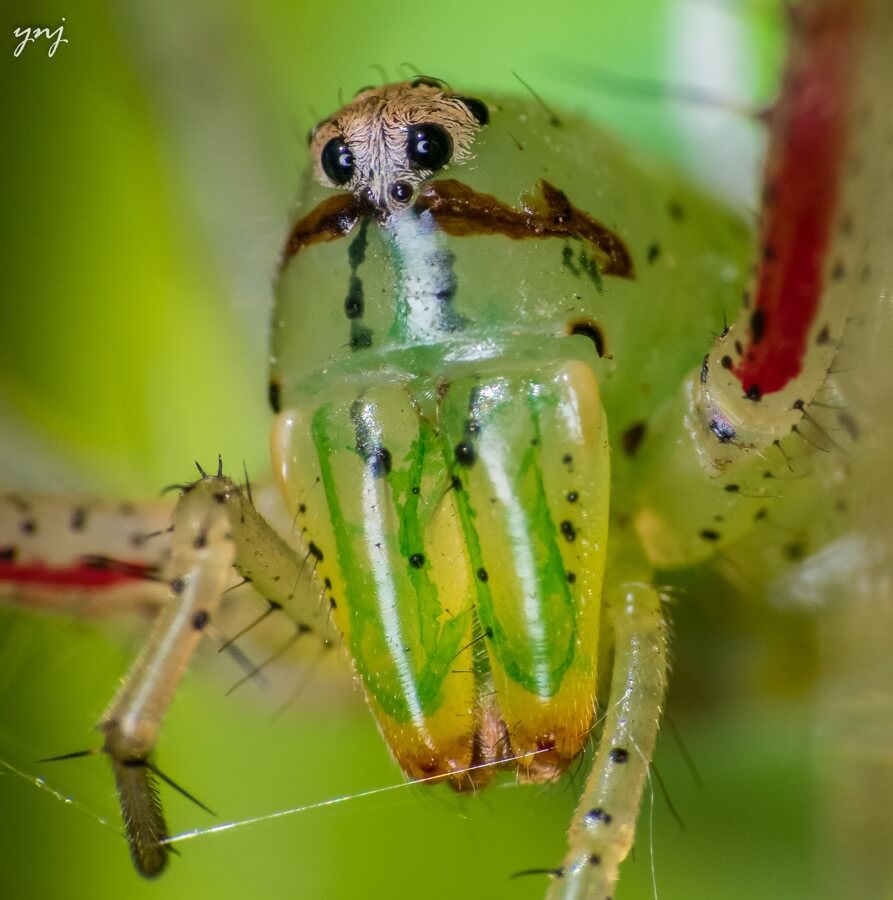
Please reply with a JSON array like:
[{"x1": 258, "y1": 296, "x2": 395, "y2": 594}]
[{"x1": 1, "y1": 2, "x2": 890, "y2": 899}]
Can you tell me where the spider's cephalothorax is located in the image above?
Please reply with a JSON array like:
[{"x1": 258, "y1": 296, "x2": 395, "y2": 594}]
[{"x1": 308, "y1": 80, "x2": 489, "y2": 212}]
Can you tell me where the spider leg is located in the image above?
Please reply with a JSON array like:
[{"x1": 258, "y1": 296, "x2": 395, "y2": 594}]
[
  {"x1": 98, "y1": 472, "x2": 329, "y2": 877},
  {"x1": 549, "y1": 578, "x2": 668, "y2": 900}
]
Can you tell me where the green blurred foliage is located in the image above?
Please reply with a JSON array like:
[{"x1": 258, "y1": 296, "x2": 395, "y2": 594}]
[{"x1": 0, "y1": 3, "x2": 827, "y2": 900}]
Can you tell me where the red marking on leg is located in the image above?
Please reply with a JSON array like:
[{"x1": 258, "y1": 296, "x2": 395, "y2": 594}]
[
  {"x1": 733, "y1": 3, "x2": 864, "y2": 398},
  {"x1": 0, "y1": 559, "x2": 156, "y2": 590}
]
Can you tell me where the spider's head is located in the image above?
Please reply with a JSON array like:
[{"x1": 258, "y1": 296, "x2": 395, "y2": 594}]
[{"x1": 308, "y1": 79, "x2": 489, "y2": 214}]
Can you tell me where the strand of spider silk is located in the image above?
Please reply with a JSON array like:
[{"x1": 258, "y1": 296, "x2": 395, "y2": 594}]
[
  {"x1": 163, "y1": 749, "x2": 551, "y2": 845},
  {"x1": 0, "y1": 757, "x2": 118, "y2": 832}
]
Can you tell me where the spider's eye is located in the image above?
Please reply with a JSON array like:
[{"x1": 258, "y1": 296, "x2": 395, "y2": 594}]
[
  {"x1": 320, "y1": 137, "x2": 355, "y2": 185},
  {"x1": 457, "y1": 96, "x2": 489, "y2": 126},
  {"x1": 406, "y1": 124, "x2": 452, "y2": 170}
]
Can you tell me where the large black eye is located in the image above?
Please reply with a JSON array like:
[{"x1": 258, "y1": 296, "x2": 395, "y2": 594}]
[
  {"x1": 406, "y1": 124, "x2": 452, "y2": 170},
  {"x1": 320, "y1": 137, "x2": 355, "y2": 185}
]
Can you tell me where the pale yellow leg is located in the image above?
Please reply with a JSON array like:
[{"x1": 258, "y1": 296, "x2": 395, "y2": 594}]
[
  {"x1": 99, "y1": 472, "x2": 326, "y2": 877},
  {"x1": 548, "y1": 580, "x2": 668, "y2": 900}
]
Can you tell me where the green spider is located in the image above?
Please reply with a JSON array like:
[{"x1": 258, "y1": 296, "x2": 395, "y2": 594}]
[{"x1": 1, "y1": 1, "x2": 891, "y2": 898}]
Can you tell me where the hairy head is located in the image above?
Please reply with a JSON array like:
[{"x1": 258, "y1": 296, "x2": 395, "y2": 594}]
[{"x1": 309, "y1": 79, "x2": 489, "y2": 213}]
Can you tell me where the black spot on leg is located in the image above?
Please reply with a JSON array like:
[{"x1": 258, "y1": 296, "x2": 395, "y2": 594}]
[
  {"x1": 724, "y1": 483, "x2": 740, "y2": 493},
  {"x1": 560, "y1": 521, "x2": 576, "y2": 542},
  {"x1": 70, "y1": 507, "x2": 87, "y2": 531},
  {"x1": 192, "y1": 610, "x2": 209, "y2": 630},
  {"x1": 171, "y1": 578, "x2": 185, "y2": 594},
  {"x1": 700, "y1": 529, "x2": 721, "y2": 542},
  {"x1": 329, "y1": 597, "x2": 338, "y2": 610},
  {"x1": 621, "y1": 422, "x2": 646, "y2": 456},
  {"x1": 588, "y1": 855, "x2": 602, "y2": 866},
  {"x1": 720, "y1": 355, "x2": 733, "y2": 369},
  {"x1": 566, "y1": 572, "x2": 576, "y2": 584},
  {"x1": 667, "y1": 200, "x2": 685, "y2": 222},
  {"x1": 646, "y1": 242, "x2": 660, "y2": 263},
  {"x1": 566, "y1": 491, "x2": 578, "y2": 503},
  {"x1": 744, "y1": 384, "x2": 763, "y2": 402},
  {"x1": 20, "y1": 519, "x2": 36, "y2": 535},
  {"x1": 609, "y1": 747, "x2": 629, "y2": 764},
  {"x1": 410, "y1": 553, "x2": 425, "y2": 569},
  {"x1": 0, "y1": 546, "x2": 17, "y2": 562},
  {"x1": 749, "y1": 309, "x2": 766, "y2": 344},
  {"x1": 700, "y1": 355, "x2": 709, "y2": 384},
  {"x1": 584, "y1": 807, "x2": 613, "y2": 826},
  {"x1": 476, "y1": 567, "x2": 489, "y2": 582},
  {"x1": 830, "y1": 261, "x2": 846, "y2": 281}
]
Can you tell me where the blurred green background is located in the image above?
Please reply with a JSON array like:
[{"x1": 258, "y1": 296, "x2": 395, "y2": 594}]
[{"x1": 0, "y1": 2, "x2": 838, "y2": 899}]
